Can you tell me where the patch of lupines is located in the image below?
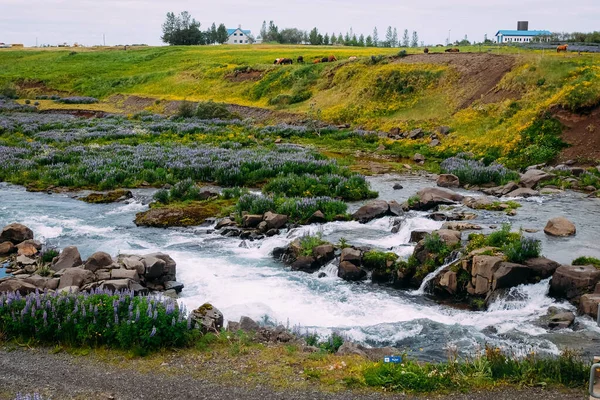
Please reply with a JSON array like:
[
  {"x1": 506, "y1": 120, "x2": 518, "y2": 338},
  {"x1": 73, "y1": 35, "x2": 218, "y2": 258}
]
[
  {"x1": 262, "y1": 173, "x2": 378, "y2": 201},
  {"x1": 0, "y1": 99, "x2": 37, "y2": 113},
  {"x1": 56, "y1": 96, "x2": 99, "y2": 104},
  {"x1": 236, "y1": 194, "x2": 347, "y2": 222},
  {"x1": 14, "y1": 394, "x2": 44, "y2": 400},
  {"x1": 440, "y1": 156, "x2": 520, "y2": 185},
  {"x1": 0, "y1": 289, "x2": 195, "y2": 351}
]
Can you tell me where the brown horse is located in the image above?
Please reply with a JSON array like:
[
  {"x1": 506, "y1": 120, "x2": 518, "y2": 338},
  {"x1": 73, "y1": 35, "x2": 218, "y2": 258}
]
[
  {"x1": 275, "y1": 58, "x2": 293, "y2": 65},
  {"x1": 424, "y1": 47, "x2": 429, "y2": 54},
  {"x1": 313, "y1": 59, "x2": 322, "y2": 64},
  {"x1": 557, "y1": 44, "x2": 568, "y2": 53},
  {"x1": 328, "y1": 55, "x2": 337, "y2": 62}
]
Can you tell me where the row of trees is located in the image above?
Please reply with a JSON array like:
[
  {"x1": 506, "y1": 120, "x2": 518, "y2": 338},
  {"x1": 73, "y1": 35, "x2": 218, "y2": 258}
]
[
  {"x1": 162, "y1": 12, "x2": 239, "y2": 46},
  {"x1": 259, "y1": 21, "x2": 423, "y2": 47},
  {"x1": 548, "y1": 31, "x2": 600, "y2": 44}
]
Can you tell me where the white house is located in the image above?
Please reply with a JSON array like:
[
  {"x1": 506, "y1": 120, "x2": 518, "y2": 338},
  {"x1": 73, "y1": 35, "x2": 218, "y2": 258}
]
[
  {"x1": 227, "y1": 25, "x2": 251, "y2": 45},
  {"x1": 495, "y1": 30, "x2": 551, "y2": 43}
]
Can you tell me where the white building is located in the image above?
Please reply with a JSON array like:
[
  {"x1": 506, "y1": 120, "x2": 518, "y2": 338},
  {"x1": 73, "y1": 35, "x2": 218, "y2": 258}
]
[
  {"x1": 495, "y1": 30, "x2": 551, "y2": 43},
  {"x1": 227, "y1": 25, "x2": 251, "y2": 45}
]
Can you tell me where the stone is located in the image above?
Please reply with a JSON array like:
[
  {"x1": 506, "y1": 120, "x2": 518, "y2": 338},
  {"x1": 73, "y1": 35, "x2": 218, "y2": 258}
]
[
  {"x1": 438, "y1": 126, "x2": 451, "y2": 135},
  {"x1": 408, "y1": 129, "x2": 424, "y2": 140},
  {"x1": 84, "y1": 251, "x2": 113, "y2": 272},
  {"x1": 215, "y1": 218, "x2": 236, "y2": 230},
  {"x1": 338, "y1": 261, "x2": 367, "y2": 281},
  {"x1": 520, "y1": 169, "x2": 554, "y2": 189},
  {"x1": 192, "y1": 304, "x2": 223, "y2": 333},
  {"x1": 441, "y1": 222, "x2": 482, "y2": 231},
  {"x1": 0, "y1": 223, "x2": 34, "y2": 245},
  {"x1": 313, "y1": 244, "x2": 335, "y2": 264},
  {"x1": 437, "y1": 174, "x2": 460, "y2": 188},
  {"x1": 121, "y1": 256, "x2": 145, "y2": 276},
  {"x1": 111, "y1": 268, "x2": 140, "y2": 281},
  {"x1": 412, "y1": 187, "x2": 464, "y2": 211},
  {"x1": 146, "y1": 253, "x2": 177, "y2": 278},
  {"x1": 16, "y1": 255, "x2": 36, "y2": 266},
  {"x1": 429, "y1": 139, "x2": 440, "y2": 147},
  {"x1": 58, "y1": 267, "x2": 95, "y2": 289},
  {"x1": 393, "y1": 183, "x2": 403, "y2": 190},
  {"x1": 307, "y1": 211, "x2": 327, "y2": 224},
  {"x1": 435, "y1": 229, "x2": 462, "y2": 247},
  {"x1": 58, "y1": 286, "x2": 80, "y2": 294},
  {"x1": 95, "y1": 269, "x2": 112, "y2": 281},
  {"x1": 550, "y1": 265, "x2": 600, "y2": 300},
  {"x1": 413, "y1": 153, "x2": 425, "y2": 163},
  {"x1": 130, "y1": 282, "x2": 149, "y2": 296},
  {"x1": 100, "y1": 279, "x2": 131, "y2": 292},
  {"x1": 438, "y1": 270, "x2": 458, "y2": 294},
  {"x1": 227, "y1": 321, "x2": 241, "y2": 332},
  {"x1": 388, "y1": 200, "x2": 403, "y2": 217},
  {"x1": 142, "y1": 256, "x2": 166, "y2": 280},
  {"x1": 506, "y1": 188, "x2": 539, "y2": 198},
  {"x1": 257, "y1": 221, "x2": 268, "y2": 233},
  {"x1": 0, "y1": 279, "x2": 37, "y2": 295},
  {"x1": 239, "y1": 316, "x2": 259, "y2": 332},
  {"x1": 544, "y1": 217, "x2": 576, "y2": 237},
  {"x1": 472, "y1": 255, "x2": 504, "y2": 295},
  {"x1": 483, "y1": 182, "x2": 519, "y2": 197},
  {"x1": 16, "y1": 243, "x2": 38, "y2": 257},
  {"x1": 0, "y1": 241, "x2": 15, "y2": 256},
  {"x1": 523, "y1": 257, "x2": 561, "y2": 280},
  {"x1": 579, "y1": 294, "x2": 600, "y2": 318},
  {"x1": 352, "y1": 200, "x2": 390, "y2": 223},
  {"x1": 340, "y1": 248, "x2": 361, "y2": 266},
  {"x1": 52, "y1": 246, "x2": 82, "y2": 271},
  {"x1": 492, "y1": 262, "x2": 531, "y2": 290},
  {"x1": 291, "y1": 256, "x2": 319, "y2": 272},
  {"x1": 263, "y1": 211, "x2": 288, "y2": 230},
  {"x1": 164, "y1": 281, "x2": 185, "y2": 293},
  {"x1": 548, "y1": 311, "x2": 576, "y2": 329},
  {"x1": 242, "y1": 214, "x2": 263, "y2": 228},
  {"x1": 410, "y1": 230, "x2": 431, "y2": 243}
]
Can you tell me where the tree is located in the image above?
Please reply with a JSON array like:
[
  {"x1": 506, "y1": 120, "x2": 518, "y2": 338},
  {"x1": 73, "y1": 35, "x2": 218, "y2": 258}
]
[
  {"x1": 161, "y1": 12, "x2": 177, "y2": 45},
  {"x1": 309, "y1": 27, "x2": 320, "y2": 45},
  {"x1": 344, "y1": 32, "x2": 351, "y2": 45},
  {"x1": 324, "y1": 33, "x2": 330, "y2": 45},
  {"x1": 161, "y1": 11, "x2": 204, "y2": 46},
  {"x1": 208, "y1": 23, "x2": 217, "y2": 44},
  {"x1": 358, "y1": 34, "x2": 365, "y2": 47},
  {"x1": 365, "y1": 35, "x2": 373, "y2": 47},
  {"x1": 411, "y1": 31, "x2": 419, "y2": 47},
  {"x1": 384, "y1": 26, "x2": 393, "y2": 47},
  {"x1": 392, "y1": 28, "x2": 398, "y2": 47},
  {"x1": 267, "y1": 21, "x2": 279, "y2": 42},
  {"x1": 260, "y1": 21, "x2": 267, "y2": 41},
  {"x1": 337, "y1": 33, "x2": 344, "y2": 45},
  {"x1": 331, "y1": 33, "x2": 337, "y2": 45},
  {"x1": 458, "y1": 35, "x2": 470, "y2": 46},
  {"x1": 279, "y1": 28, "x2": 304, "y2": 44},
  {"x1": 373, "y1": 27, "x2": 379, "y2": 47},
  {"x1": 402, "y1": 29, "x2": 409, "y2": 47},
  {"x1": 216, "y1": 23, "x2": 229, "y2": 44}
]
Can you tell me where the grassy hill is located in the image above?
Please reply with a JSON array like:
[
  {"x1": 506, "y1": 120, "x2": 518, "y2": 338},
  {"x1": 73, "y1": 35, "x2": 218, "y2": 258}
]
[{"x1": 1, "y1": 44, "x2": 599, "y2": 166}]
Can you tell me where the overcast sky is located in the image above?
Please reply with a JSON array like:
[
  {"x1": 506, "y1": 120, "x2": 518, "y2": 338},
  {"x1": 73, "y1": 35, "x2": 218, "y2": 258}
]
[{"x1": 1, "y1": 0, "x2": 599, "y2": 47}]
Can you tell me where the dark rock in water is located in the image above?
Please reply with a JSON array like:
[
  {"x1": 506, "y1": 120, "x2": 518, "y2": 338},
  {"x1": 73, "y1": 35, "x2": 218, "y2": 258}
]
[
  {"x1": 524, "y1": 257, "x2": 560, "y2": 280},
  {"x1": 52, "y1": 246, "x2": 83, "y2": 271},
  {"x1": 410, "y1": 230, "x2": 431, "y2": 243},
  {"x1": 481, "y1": 325, "x2": 498, "y2": 335},
  {"x1": 550, "y1": 265, "x2": 600, "y2": 300},
  {"x1": 242, "y1": 214, "x2": 263, "y2": 228},
  {"x1": 222, "y1": 227, "x2": 241, "y2": 237},
  {"x1": 265, "y1": 229, "x2": 279, "y2": 237},
  {"x1": 80, "y1": 190, "x2": 133, "y2": 204},
  {"x1": 393, "y1": 183, "x2": 403, "y2": 190},
  {"x1": 192, "y1": 303, "x2": 224, "y2": 333},
  {"x1": 391, "y1": 218, "x2": 404, "y2": 234},
  {"x1": 239, "y1": 316, "x2": 260, "y2": 332},
  {"x1": 307, "y1": 210, "x2": 327, "y2": 224},
  {"x1": 492, "y1": 262, "x2": 531, "y2": 290},
  {"x1": 272, "y1": 247, "x2": 286, "y2": 259},
  {"x1": 549, "y1": 311, "x2": 575, "y2": 329},
  {"x1": 164, "y1": 281, "x2": 184, "y2": 293},
  {"x1": 437, "y1": 174, "x2": 460, "y2": 188},
  {"x1": 338, "y1": 261, "x2": 367, "y2": 281},
  {"x1": 544, "y1": 217, "x2": 576, "y2": 237},
  {"x1": 352, "y1": 200, "x2": 389, "y2": 223},
  {"x1": 0, "y1": 223, "x2": 34, "y2": 245},
  {"x1": 84, "y1": 251, "x2": 113, "y2": 273},
  {"x1": 143, "y1": 256, "x2": 166, "y2": 280},
  {"x1": 291, "y1": 256, "x2": 319, "y2": 272},
  {"x1": 505, "y1": 187, "x2": 539, "y2": 198},
  {"x1": 318, "y1": 272, "x2": 327, "y2": 278},
  {"x1": 263, "y1": 211, "x2": 288, "y2": 230},
  {"x1": 411, "y1": 188, "x2": 464, "y2": 211},
  {"x1": 388, "y1": 200, "x2": 403, "y2": 217},
  {"x1": 239, "y1": 240, "x2": 249, "y2": 249},
  {"x1": 313, "y1": 244, "x2": 335, "y2": 264},
  {"x1": 215, "y1": 218, "x2": 236, "y2": 230},
  {"x1": 340, "y1": 248, "x2": 361, "y2": 267},
  {"x1": 520, "y1": 169, "x2": 554, "y2": 189},
  {"x1": 371, "y1": 269, "x2": 393, "y2": 283},
  {"x1": 579, "y1": 294, "x2": 600, "y2": 318},
  {"x1": 483, "y1": 182, "x2": 519, "y2": 197}
]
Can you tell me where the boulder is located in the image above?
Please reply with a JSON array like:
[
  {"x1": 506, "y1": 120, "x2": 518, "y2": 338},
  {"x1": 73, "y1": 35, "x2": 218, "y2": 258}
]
[
  {"x1": 471, "y1": 255, "x2": 504, "y2": 295},
  {"x1": 58, "y1": 286, "x2": 80, "y2": 295},
  {"x1": 257, "y1": 221, "x2": 268, "y2": 233},
  {"x1": 506, "y1": 188, "x2": 539, "y2": 198},
  {"x1": 435, "y1": 229, "x2": 462, "y2": 247},
  {"x1": 579, "y1": 294, "x2": 600, "y2": 319},
  {"x1": 340, "y1": 248, "x2": 362, "y2": 267},
  {"x1": 291, "y1": 256, "x2": 319, "y2": 272},
  {"x1": 483, "y1": 182, "x2": 519, "y2": 197},
  {"x1": 100, "y1": 279, "x2": 131, "y2": 292},
  {"x1": 352, "y1": 200, "x2": 389, "y2": 223},
  {"x1": 263, "y1": 212, "x2": 288, "y2": 230},
  {"x1": 164, "y1": 281, "x2": 185, "y2": 293},
  {"x1": 413, "y1": 153, "x2": 425, "y2": 163},
  {"x1": 438, "y1": 126, "x2": 451, "y2": 135},
  {"x1": 145, "y1": 253, "x2": 177, "y2": 279},
  {"x1": 388, "y1": 201, "x2": 403, "y2": 217},
  {"x1": 84, "y1": 251, "x2": 113, "y2": 272},
  {"x1": 429, "y1": 139, "x2": 440, "y2": 147},
  {"x1": 95, "y1": 269, "x2": 112, "y2": 281},
  {"x1": 239, "y1": 316, "x2": 260, "y2": 332},
  {"x1": 550, "y1": 265, "x2": 600, "y2": 300},
  {"x1": 438, "y1": 270, "x2": 458, "y2": 294},
  {"x1": 338, "y1": 261, "x2": 367, "y2": 281},
  {"x1": 215, "y1": 217, "x2": 236, "y2": 230},
  {"x1": 523, "y1": 257, "x2": 561, "y2": 280},
  {"x1": 0, "y1": 279, "x2": 37, "y2": 295},
  {"x1": 130, "y1": 282, "x2": 149, "y2": 296},
  {"x1": 16, "y1": 242, "x2": 38, "y2": 257},
  {"x1": 437, "y1": 174, "x2": 460, "y2": 188},
  {"x1": 410, "y1": 230, "x2": 431, "y2": 243},
  {"x1": 441, "y1": 222, "x2": 482, "y2": 231},
  {"x1": 242, "y1": 214, "x2": 263, "y2": 228},
  {"x1": 393, "y1": 183, "x2": 403, "y2": 190},
  {"x1": 0, "y1": 241, "x2": 15, "y2": 256},
  {"x1": 121, "y1": 256, "x2": 145, "y2": 275},
  {"x1": 16, "y1": 255, "x2": 36, "y2": 266},
  {"x1": 58, "y1": 267, "x2": 95, "y2": 289},
  {"x1": 307, "y1": 211, "x2": 327, "y2": 224},
  {"x1": 408, "y1": 129, "x2": 424, "y2": 140},
  {"x1": 51, "y1": 246, "x2": 82, "y2": 271},
  {"x1": 142, "y1": 256, "x2": 166, "y2": 280},
  {"x1": 313, "y1": 244, "x2": 335, "y2": 264},
  {"x1": 492, "y1": 262, "x2": 531, "y2": 290},
  {"x1": 111, "y1": 268, "x2": 140, "y2": 282},
  {"x1": 0, "y1": 223, "x2": 34, "y2": 245},
  {"x1": 544, "y1": 217, "x2": 576, "y2": 237},
  {"x1": 520, "y1": 169, "x2": 554, "y2": 189},
  {"x1": 227, "y1": 321, "x2": 241, "y2": 332},
  {"x1": 548, "y1": 311, "x2": 576, "y2": 329},
  {"x1": 412, "y1": 187, "x2": 464, "y2": 211}
]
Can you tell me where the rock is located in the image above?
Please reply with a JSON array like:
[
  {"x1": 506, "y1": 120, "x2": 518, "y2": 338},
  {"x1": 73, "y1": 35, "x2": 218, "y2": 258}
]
[
  {"x1": 0, "y1": 241, "x2": 15, "y2": 256},
  {"x1": 438, "y1": 126, "x2": 451, "y2": 135},
  {"x1": 164, "y1": 281, "x2": 185, "y2": 293},
  {"x1": 338, "y1": 261, "x2": 367, "y2": 281},
  {"x1": 215, "y1": 218, "x2": 236, "y2": 230},
  {"x1": 265, "y1": 229, "x2": 279, "y2": 237},
  {"x1": 550, "y1": 265, "x2": 600, "y2": 300},
  {"x1": 145, "y1": 253, "x2": 177, "y2": 279},
  {"x1": 227, "y1": 321, "x2": 241, "y2": 332},
  {"x1": 336, "y1": 342, "x2": 398, "y2": 362},
  {"x1": 429, "y1": 139, "x2": 440, "y2": 147},
  {"x1": 579, "y1": 294, "x2": 600, "y2": 319},
  {"x1": 506, "y1": 188, "x2": 539, "y2": 198},
  {"x1": 336, "y1": 342, "x2": 368, "y2": 358},
  {"x1": 544, "y1": 217, "x2": 576, "y2": 237},
  {"x1": 387, "y1": 201, "x2": 403, "y2": 217},
  {"x1": 412, "y1": 187, "x2": 464, "y2": 211},
  {"x1": 16, "y1": 242, "x2": 38, "y2": 257},
  {"x1": 393, "y1": 183, "x2": 403, "y2": 190},
  {"x1": 84, "y1": 251, "x2": 113, "y2": 272},
  {"x1": 408, "y1": 129, "x2": 424, "y2": 140},
  {"x1": 58, "y1": 267, "x2": 95, "y2": 289},
  {"x1": 0, "y1": 279, "x2": 37, "y2": 295},
  {"x1": 191, "y1": 303, "x2": 224, "y2": 333},
  {"x1": 95, "y1": 269, "x2": 112, "y2": 281},
  {"x1": 523, "y1": 257, "x2": 561, "y2": 280},
  {"x1": 569, "y1": 167, "x2": 586, "y2": 176},
  {"x1": 436, "y1": 229, "x2": 462, "y2": 247},
  {"x1": 52, "y1": 246, "x2": 83, "y2": 271},
  {"x1": 100, "y1": 279, "x2": 131, "y2": 292},
  {"x1": 121, "y1": 256, "x2": 145, "y2": 275},
  {"x1": 313, "y1": 244, "x2": 335, "y2": 264},
  {"x1": 541, "y1": 188, "x2": 563, "y2": 195},
  {"x1": 549, "y1": 311, "x2": 576, "y2": 329},
  {"x1": 130, "y1": 282, "x2": 149, "y2": 296},
  {"x1": 80, "y1": 190, "x2": 133, "y2": 204},
  {"x1": 0, "y1": 223, "x2": 34, "y2": 245},
  {"x1": 111, "y1": 268, "x2": 140, "y2": 282},
  {"x1": 413, "y1": 153, "x2": 425, "y2": 163},
  {"x1": 483, "y1": 182, "x2": 520, "y2": 197},
  {"x1": 492, "y1": 262, "x2": 531, "y2": 290},
  {"x1": 142, "y1": 256, "x2": 166, "y2": 280},
  {"x1": 290, "y1": 256, "x2": 319, "y2": 272},
  {"x1": 242, "y1": 214, "x2": 263, "y2": 228},
  {"x1": 257, "y1": 221, "x2": 268, "y2": 233},
  {"x1": 437, "y1": 174, "x2": 460, "y2": 188},
  {"x1": 352, "y1": 200, "x2": 389, "y2": 223},
  {"x1": 472, "y1": 255, "x2": 504, "y2": 295},
  {"x1": 16, "y1": 255, "x2": 37, "y2": 266},
  {"x1": 307, "y1": 210, "x2": 327, "y2": 224},
  {"x1": 239, "y1": 316, "x2": 260, "y2": 332},
  {"x1": 410, "y1": 230, "x2": 431, "y2": 243},
  {"x1": 438, "y1": 270, "x2": 458, "y2": 294},
  {"x1": 441, "y1": 222, "x2": 482, "y2": 231},
  {"x1": 58, "y1": 286, "x2": 80, "y2": 294},
  {"x1": 340, "y1": 248, "x2": 361, "y2": 267},
  {"x1": 520, "y1": 169, "x2": 554, "y2": 189},
  {"x1": 263, "y1": 211, "x2": 288, "y2": 230}
]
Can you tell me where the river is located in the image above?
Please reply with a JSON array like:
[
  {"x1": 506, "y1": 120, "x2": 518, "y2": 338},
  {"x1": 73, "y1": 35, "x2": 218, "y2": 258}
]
[{"x1": 1, "y1": 175, "x2": 599, "y2": 361}]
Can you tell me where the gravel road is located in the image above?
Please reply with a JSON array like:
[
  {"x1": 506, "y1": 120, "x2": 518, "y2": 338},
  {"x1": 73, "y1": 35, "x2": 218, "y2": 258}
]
[{"x1": 0, "y1": 347, "x2": 587, "y2": 400}]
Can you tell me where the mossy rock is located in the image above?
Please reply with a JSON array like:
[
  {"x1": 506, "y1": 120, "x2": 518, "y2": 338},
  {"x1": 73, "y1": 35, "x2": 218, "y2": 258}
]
[
  {"x1": 134, "y1": 199, "x2": 234, "y2": 228},
  {"x1": 81, "y1": 190, "x2": 133, "y2": 204}
]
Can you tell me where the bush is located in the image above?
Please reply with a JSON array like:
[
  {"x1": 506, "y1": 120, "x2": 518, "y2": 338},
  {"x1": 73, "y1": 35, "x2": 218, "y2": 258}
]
[
  {"x1": 503, "y1": 236, "x2": 541, "y2": 263},
  {"x1": 195, "y1": 101, "x2": 234, "y2": 119},
  {"x1": 505, "y1": 115, "x2": 566, "y2": 169},
  {"x1": 0, "y1": 83, "x2": 18, "y2": 99},
  {"x1": 362, "y1": 250, "x2": 398, "y2": 270},
  {"x1": 572, "y1": 256, "x2": 600, "y2": 268},
  {"x1": 56, "y1": 97, "x2": 99, "y2": 104},
  {"x1": 440, "y1": 156, "x2": 519, "y2": 185},
  {"x1": 299, "y1": 233, "x2": 326, "y2": 256},
  {"x1": 303, "y1": 332, "x2": 344, "y2": 353},
  {"x1": 262, "y1": 173, "x2": 377, "y2": 201},
  {"x1": 153, "y1": 178, "x2": 215, "y2": 204},
  {"x1": 221, "y1": 186, "x2": 249, "y2": 200},
  {"x1": 40, "y1": 248, "x2": 59, "y2": 263},
  {"x1": 177, "y1": 101, "x2": 196, "y2": 118},
  {"x1": 423, "y1": 232, "x2": 448, "y2": 254},
  {"x1": 0, "y1": 290, "x2": 195, "y2": 353}
]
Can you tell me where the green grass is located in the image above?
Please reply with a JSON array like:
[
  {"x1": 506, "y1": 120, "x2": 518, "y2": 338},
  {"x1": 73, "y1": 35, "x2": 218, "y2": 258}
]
[{"x1": 572, "y1": 256, "x2": 600, "y2": 268}]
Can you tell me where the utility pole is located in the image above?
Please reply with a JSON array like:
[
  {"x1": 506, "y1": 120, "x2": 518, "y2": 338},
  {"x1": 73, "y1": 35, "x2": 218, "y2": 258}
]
[
  {"x1": 103, "y1": 34, "x2": 106, "y2": 47},
  {"x1": 448, "y1": 29, "x2": 451, "y2": 46}
]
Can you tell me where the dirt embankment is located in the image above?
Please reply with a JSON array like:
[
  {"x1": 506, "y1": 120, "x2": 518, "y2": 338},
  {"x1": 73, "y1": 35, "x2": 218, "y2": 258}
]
[
  {"x1": 555, "y1": 106, "x2": 600, "y2": 163},
  {"x1": 394, "y1": 53, "x2": 518, "y2": 108}
]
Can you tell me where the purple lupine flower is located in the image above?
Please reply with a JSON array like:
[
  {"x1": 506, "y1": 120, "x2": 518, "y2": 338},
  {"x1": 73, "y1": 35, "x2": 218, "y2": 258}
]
[{"x1": 149, "y1": 326, "x2": 157, "y2": 337}]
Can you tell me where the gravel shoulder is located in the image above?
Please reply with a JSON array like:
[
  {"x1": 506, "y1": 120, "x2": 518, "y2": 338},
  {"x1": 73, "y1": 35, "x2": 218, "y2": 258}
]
[{"x1": 0, "y1": 346, "x2": 587, "y2": 400}]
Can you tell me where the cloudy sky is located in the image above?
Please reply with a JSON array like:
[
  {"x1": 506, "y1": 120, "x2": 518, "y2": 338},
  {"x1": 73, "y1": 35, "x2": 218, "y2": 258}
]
[{"x1": 1, "y1": 0, "x2": 599, "y2": 47}]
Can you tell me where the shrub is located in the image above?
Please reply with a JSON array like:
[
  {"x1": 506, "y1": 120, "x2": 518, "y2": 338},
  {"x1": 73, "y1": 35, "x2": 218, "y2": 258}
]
[
  {"x1": 440, "y1": 157, "x2": 519, "y2": 185},
  {"x1": 0, "y1": 83, "x2": 18, "y2": 99},
  {"x1": 299, "y1": 233, "x2": 326, "y2": 257},
  {"x1": 40, "y1": 248, "x2": 59, "y2": 263},
  {"x1": 195, "y1": 101, "x2": 234, "y2": 119},
  {"x1": 303, "y1": 332, "x2": 344, "y2": 353},
  {"x1": 503, "y1": 236, "x2": 541, "y2": 263},
  {"x1": 262, "y1": 173, "x2": 377, "y2": 201},
  {"x1": 177, "y1": 101, "x2": 196, "y2": 118},
  {"x1": 56, "y1": 97, "x2": 99, "y2": 104},
  {"x1": 423, "y1": 233, "x2": 447, "y2": 254},
  {"x1": 572, "y1": 256, "x2": 600, "y2": 268},
  {"x1": 153, "y1": 178, "x2": 209, "y2": 204},
  {"x1": 221, "y1": 186, "x2": 249, "y2": 200},
  {"x1": 486, "y1": 224, "x2": 519, "y2": 248},
  {"x1": 24, "y1": 99, "x2": 31, "y2": 105},
  {"x1": 236, "y1": 194, "x2": 347, "y2": 222},
  {"x1": 362, "y1": 250, "x2": 398, "y2": 270}
]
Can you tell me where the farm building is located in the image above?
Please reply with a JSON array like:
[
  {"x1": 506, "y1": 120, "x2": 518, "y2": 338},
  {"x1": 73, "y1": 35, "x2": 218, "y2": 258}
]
[
  {"x1": 227, "y1": 25, "x2": 251, "y2": 45},
  {"x1": 495, "y1": 21, "x2": 551, "y2": 43}
]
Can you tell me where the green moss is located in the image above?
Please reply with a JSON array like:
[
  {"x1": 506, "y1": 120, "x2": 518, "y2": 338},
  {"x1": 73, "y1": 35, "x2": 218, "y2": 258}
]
[
  {"x1": 134, "y1": 198, "x2": 235, "y2": 227},
  {"x1": 80, "y1": 189, "x2": 132, "y2": 204},
  {"x1": 572, "y1": 256, "x2": 600, "y2": 268},
  {"x1": 362, "y1": 250, "x2": 398, "y2": 270}
]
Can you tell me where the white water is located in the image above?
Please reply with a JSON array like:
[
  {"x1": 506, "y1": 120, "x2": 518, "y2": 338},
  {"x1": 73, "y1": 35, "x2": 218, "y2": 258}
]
[{"x1": 412, "y1": 255, "x2": 460, "y2": 296}]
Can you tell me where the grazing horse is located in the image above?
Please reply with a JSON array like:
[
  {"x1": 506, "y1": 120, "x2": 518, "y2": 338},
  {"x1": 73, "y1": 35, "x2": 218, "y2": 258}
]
[
  {"x1": 348, "y1": 56, "x2": 358, "y2": 61},
  {"x1": 313, "y1": 58, "x2": 322, "y2": 64},
  {"x1": 297, "y1": 56, "x2": 304, "y2": 63},
  {"x1": 424, "y1": 47, "x2": 429, "y2": 54},
  {"x1": 275, "y1": 58, "x2": 293, "y2": 65},
  {"x1": 557, "y1": 44, "x2": 568, "y2": 53},
  {"x1": 445, "y1": 48, "x2": 460, "y2": 53},
  {"x1": 328, "y1": 55, "x2": 337, "y2": 62}
]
